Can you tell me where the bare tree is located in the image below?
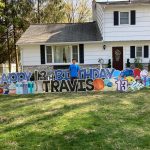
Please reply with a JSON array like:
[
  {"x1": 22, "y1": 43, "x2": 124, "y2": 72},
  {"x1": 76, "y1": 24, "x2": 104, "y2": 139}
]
[{"x1": 64, "y1": 0, "x2": 92, "y2": 23}]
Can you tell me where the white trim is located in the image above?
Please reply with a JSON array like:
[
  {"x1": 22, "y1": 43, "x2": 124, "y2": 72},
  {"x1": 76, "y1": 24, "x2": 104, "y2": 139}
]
[
  {"x1": 104, "y1": 40, "x2": 150, "y2": 43},
  {"x1": 17, "y1": 41, "x2": 102, "y2": 46},
  {"x1": 103, "y1": 3, "x2": 150, "y2": 8},
  {"x1": 119, "y1": 11, "x2": 130, "y2": 25},
  {"x1": 45, "y1": 44, "x2": 79, "y2": 65},
  {"x1": 129, "y1": 45, "x2": 150, "y2": 60},
  {"x1": 21, "y1": 50, "x2": 24, "y2": 71},
  {"x1": 20, "y1": 48, "x2": 24, "y2": 71},
  {"x1": 45, "y1": 46, "x2": 53, "y2": 63},
  {"x1": 17, "y1": 40, "x2": 150, "y2": 46},
  {"x1": 52, "y1": 46, "x2": 54, "y2": 63},
  {"x1": 45, "y1": 63, "x2": 71, "y2": 65},
  {"x1": 136, "y1": 46, "x2": 143, "y2": 58},
  {"x1": 72, "y1": 45, "x2": 79, "y2": 63},
  {"x1": 45, "y1": 46, "x2": 47, "y2": 63}
]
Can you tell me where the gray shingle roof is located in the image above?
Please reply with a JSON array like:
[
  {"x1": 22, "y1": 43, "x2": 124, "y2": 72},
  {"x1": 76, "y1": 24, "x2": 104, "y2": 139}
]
[
  {"x1": 97, "y1": 0, "x2": 150, "y2": 5},
  {"x1": 17, "y1": 22, "x2": 102, "y2": 45}
]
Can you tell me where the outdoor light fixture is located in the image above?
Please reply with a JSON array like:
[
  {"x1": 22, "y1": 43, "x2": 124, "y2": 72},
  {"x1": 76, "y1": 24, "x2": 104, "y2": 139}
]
[{"x1": 103, "y1": 45, "x2": 106, "y2": 50}]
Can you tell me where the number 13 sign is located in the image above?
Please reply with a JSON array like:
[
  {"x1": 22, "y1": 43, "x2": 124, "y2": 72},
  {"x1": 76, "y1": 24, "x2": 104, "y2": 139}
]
[{"x1": 116, "y1": 80, "x2": 128, "y2": 92}]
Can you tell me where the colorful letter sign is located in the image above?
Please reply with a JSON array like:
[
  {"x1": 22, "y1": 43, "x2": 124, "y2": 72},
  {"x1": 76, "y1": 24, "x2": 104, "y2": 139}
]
[
  {"x1": 0, "y1": 72, "x2": 32, "y2": 84},
  {"x1": 0, "y1": 67, "x2": 149, "y2": 95}
]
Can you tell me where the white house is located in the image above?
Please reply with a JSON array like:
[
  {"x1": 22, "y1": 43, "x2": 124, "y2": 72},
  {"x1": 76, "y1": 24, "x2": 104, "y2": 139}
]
[{"x1": 17, "y1": 0, "x2": 150, "y2": 72}]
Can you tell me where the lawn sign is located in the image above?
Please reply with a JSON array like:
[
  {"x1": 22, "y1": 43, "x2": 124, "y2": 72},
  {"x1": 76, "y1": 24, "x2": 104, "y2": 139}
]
[{"x1": 0, "y1": 68, "x2": 149, "y2": 95}]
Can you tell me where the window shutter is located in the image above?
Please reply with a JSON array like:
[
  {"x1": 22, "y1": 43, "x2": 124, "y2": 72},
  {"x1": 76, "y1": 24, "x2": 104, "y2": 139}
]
[
  {"x1": 131, "y1": 10, "x2": 136, "y2": 25},
  {"x1": 114, "y1": 11, "x2": 119, "y2": 26},
  {"x1": 130, "y1": 46, "x2": 135, "y2": 58},
  {"x1": 144, "y1": 46, "x2": 149, "y2": 58},
  {"x1": 40, "y1": 45, "x2": 45, "y2": 64},
  {"x1": 79, "y1": 44, "x2": 84, "y2": 63}
]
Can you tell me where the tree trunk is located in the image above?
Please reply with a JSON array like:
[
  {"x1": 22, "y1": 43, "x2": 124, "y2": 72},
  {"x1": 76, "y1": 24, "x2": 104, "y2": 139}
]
[
  {"x1": 11, "y1": 0, "x2": 18, "y2": 72},
  {"x1": 13, "y1": 25, "x2": 19, "y2": 72},
  {"x1": 6, "y1": 28, "x2": 11, "y2": 72},
  {"x1": 37, "y1": 0, "x2": 40, "y2": 23},
  {"x1": 4, "y1": 0, "x2": 11, "y2": 72},
  {"x1": 72, "y1": 0, "x2": 74, "y2": 23}
]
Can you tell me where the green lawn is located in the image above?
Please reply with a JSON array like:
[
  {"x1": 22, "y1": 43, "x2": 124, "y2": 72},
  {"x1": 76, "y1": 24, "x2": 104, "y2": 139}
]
[{"x1": 0, "y1": 90, "x2": 150, "y2": 150}]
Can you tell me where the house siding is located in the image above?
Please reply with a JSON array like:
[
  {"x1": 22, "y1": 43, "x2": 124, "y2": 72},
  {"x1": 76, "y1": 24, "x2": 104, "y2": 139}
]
[
  {"x1": 21, "y1": 45, "x2": 41, "y2": 66},
  {"x1": 21, "y1": 41, "x2": 150, "y2": 72},
  {"x1": 105, "y1": 41, "x2": 150, "y2": 69},
  {"x1": 102, "y1": 5, "x2": 150, "y2": 41},
  {"x1": 84, "y1": 41, "x2": 150, "y2": 69},
  {"x1": 95, "y1": 3, "x2": 104, "y2": 38},
  {"x1": 21, "y1": 43, "x2": 109, "y2": 67},
  {"x1": 84, "y1": 43, "x2": 110, "y2": 65}
]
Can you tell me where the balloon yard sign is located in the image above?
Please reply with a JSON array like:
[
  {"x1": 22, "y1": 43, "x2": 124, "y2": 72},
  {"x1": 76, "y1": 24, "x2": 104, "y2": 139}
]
[{"x1": 0, "y1": 68, "x2": 149, "y2": 95}]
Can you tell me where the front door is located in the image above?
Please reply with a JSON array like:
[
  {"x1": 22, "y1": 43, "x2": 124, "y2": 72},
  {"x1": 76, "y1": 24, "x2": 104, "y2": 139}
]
[{"x1": 112, "y1": 47, "x2": 123, "y2": 70}]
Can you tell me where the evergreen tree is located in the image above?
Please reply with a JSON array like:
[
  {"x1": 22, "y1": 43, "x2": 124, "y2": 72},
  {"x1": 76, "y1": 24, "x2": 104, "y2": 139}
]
[
  {"x1": 0, "y1": 0, "x2": 4, "y2": 16},
  {"x1": 0, "y1": 0, "x2": 34, "y2": 71}
]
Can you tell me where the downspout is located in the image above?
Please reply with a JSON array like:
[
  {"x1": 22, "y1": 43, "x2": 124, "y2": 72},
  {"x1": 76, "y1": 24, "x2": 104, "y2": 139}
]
[
  {"x1": 21, "y1": 49, "x2": 23, "y2": 72},
  {"x1": 19, "y1": 46, "x2": 23, "y2": 72},
  {"x1": 2, "y1": 64, "x2": 4, "y2": 74},
  {"x1": 102, "y1": 6, "x2": 105, "y2": 42}
]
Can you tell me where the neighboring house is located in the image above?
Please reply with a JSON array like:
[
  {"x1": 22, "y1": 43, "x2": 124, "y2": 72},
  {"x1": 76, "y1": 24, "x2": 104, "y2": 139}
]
[
  {"x1": 17, "y1": 0, "x2": 150, "y2": 72},
  {"x1": 0, "y1": 63, "x2": 16, "y2": 74}
]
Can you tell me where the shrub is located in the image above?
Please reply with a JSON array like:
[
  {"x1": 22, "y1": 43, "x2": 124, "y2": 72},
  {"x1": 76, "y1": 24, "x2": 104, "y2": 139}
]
[
  {"x1": 134, "y1": 58, "x2": 143, "y2": 70},
  {"x1": 126, "y1": 59, "x2": 131, "y2": 68},
  {"x1": 108, "y1": 59, "x2": 111, "y2": 68}
]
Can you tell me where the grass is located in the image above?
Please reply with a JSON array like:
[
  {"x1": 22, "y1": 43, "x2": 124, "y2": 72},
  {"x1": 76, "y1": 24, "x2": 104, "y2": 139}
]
[{"x1": 0, "y1": 90, "x2": 150, "y2": 150}]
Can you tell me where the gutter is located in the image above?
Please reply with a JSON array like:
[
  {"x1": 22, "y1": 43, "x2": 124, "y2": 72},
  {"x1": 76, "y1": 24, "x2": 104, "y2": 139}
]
[{"x1": 17, "y1": 41, "x2": 103, "y2": 46}]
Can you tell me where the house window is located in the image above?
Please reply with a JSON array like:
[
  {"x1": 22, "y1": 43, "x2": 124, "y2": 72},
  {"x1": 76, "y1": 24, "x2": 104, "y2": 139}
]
[
  {"x1": 46, "y1": 45, "x2": 79, "y2": 64},
  {"x1": 136, "y1": 46, "x2": 142, "y2": 57},
  {"x1": 46, "y1": 46, "x2": 52, "y2": 63},
  {"x1": 54, "y1": 46, "x2": 71, "y2": 63},
  {"x1": 120, "y1": 12, "x2": 129, "y2": 24},
  {"x1": 72, "y1": 45, "x2": 79, "y2": 62}
]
